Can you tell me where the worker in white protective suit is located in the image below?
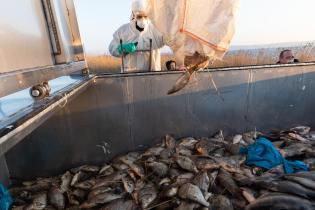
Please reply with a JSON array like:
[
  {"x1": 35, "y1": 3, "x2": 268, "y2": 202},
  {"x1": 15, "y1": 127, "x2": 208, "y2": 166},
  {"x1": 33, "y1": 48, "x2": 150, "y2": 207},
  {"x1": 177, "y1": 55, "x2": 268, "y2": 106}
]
[{"x1": 109, "y1": 0, "x2": 165, "y2": 72}]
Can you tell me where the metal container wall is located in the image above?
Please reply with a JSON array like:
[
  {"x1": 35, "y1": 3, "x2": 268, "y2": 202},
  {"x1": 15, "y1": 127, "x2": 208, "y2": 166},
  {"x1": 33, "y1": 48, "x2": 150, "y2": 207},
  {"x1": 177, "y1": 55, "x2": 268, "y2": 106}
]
[
  {"x1": 0, "y1": 0, "x2": 54, "y2": 73},
  {"x1": 4, "y1": 64, "x2": 315, "y2": 180},
  {"x1": 0, "y1": 0, "x2": 85, "y2": 73}
]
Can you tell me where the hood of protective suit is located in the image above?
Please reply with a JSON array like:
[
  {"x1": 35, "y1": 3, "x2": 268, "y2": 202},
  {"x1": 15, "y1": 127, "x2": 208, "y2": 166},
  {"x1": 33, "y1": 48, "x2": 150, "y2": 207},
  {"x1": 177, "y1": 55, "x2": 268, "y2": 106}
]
[{"x1": 132, "y1": 0, "x2": 148, "y2": 16}]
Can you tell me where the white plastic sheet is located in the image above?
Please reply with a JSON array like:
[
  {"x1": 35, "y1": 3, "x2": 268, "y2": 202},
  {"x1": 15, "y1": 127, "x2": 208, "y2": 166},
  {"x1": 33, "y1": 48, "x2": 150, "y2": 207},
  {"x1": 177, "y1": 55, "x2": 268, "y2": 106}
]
[{"x1": 147, "y1": 0, "x2": 240, "y2": 65}]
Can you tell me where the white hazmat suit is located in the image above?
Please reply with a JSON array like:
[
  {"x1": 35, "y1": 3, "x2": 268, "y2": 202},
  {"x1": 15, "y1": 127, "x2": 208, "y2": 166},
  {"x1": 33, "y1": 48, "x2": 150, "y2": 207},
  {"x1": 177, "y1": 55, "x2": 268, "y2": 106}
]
[{"x1": 109, "y1": 0, "x2": 164, "y2": 72}]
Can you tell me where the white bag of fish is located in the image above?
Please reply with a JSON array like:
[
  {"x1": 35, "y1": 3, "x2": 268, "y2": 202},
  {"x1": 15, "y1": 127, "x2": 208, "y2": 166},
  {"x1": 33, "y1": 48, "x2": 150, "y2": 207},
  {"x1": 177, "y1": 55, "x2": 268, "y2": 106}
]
[{"x1": 9, "y1": 126, "x2": 315, "y2": 210}]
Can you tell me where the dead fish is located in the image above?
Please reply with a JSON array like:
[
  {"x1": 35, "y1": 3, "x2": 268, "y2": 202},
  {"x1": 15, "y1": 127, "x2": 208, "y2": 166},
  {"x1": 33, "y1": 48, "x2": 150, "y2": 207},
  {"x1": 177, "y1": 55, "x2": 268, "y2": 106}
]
[
  {"x1": 208, "y1": 170, "x2": 219, "y2": 189},
  {"x1": 99, "y1": 165, "x2": 115, "y2": 176},
  {"x1": 101, "y1": 199, "x2": 138, "y2": 210},
  {"x1": 80, "y1": 192, "x2": 123, "y2": 209},
  {"x1": 155, "y1": 199, "x2": 180, "y2": 210},
  {"x1": 268, "y1": 180, "x2": 315, "y2": 199},
  {"x1": 195, "y1": 158, "x2": 218, "y2": 171},
  {"x1": 283, "y1": 175, "x2": 315, "y2": 191},
  {"x1": 210, "y1": 195, "x2": 233, "y2": 210},
  {"x1": 160, "y1": 186, "x2": 178, "y2": 198},
  {"x1": 142, "y1": 147, "x2": 164, "y2": 157},
  {"x1": 241, "y1": 187, "x2": 256, "y2": 203},
  {"x1": 70, "y1": 171, "x2": 84, "y2": 186},
  {"x1": 290, "y1": 126, "x2": 311, "y2": 135},
  {"x1": 160, "y1": 148, "x2": 174, "y2": 160},
  {"x1": 245, "y1": 194, "x2": 315, "y2": 210},
  {"x1": 122, "y1": 176, "x2": 135, "y2": 194},
  {"x1": 176, "y1": 147, "x2": 193, "y2": 156},
  {"x1": 233, "y1": 134, "x2": 243, "y2": 144},
  {"x1": 178, "y1": 183, "x2": 209, "y2": 207},
  {"x1": 74, "y1": 179, "x2": 96, "y2": 190},
  {"x1": 66, "y1": 192, "x2": 80, "y2": 206},
  {"x1": 112, "y1": 162, "x2": 129, "y2": 171},
  {"x1": 212, "y1": 148, "x2": 225, "y2": 157},
  {"x1": 10, "y1": 182, "x2": 51, "y2": 196},
  {"x1": 175, "y1": 156, "x2": 198, "y2": 173},
  {"x1": 192, "y1": 172, "x2": 210, "y2": 196},
  {"x1": 167, "y1": 53, "x2": 210, "y2": 95},
  {"x1": 224, "y1": 143, "x2": 241, "y2": 156},
  {"x1": 147, "y1": 161, "x2": 169, "y2": 177},
  {"x1": 60, "y1": 171, "x2": 72, "y2": 193},
  {"x1": 195, "y1": 140, "x2": 222, "y2": 156},
  {"x1": 71, "y1": 188, "x2": 86, "y2": 199},
  {"x1": 168, "y1": 168, "x2": 181, "y2": 179},
  {"x1": 48, "y1": 187, "x2": 65, "y2": 210},
  {"x1": 178, "y1": 137, "x2": 198, "y2": 150},
  {"x1": 138, "y1": 184, "x2": 157, "y2": 209},
  {"x1": 88, "y1": 186, "x2": 112, "y2": 200},
  {"x1": 158, "y1": 178, "x2": 171, "y2": 187},
  {"x1": 217, "y1": 168, "x2": 242, "y2": 198},
  {"x1": 175, "y1": 172, "x2": 194, "y2": 186},
  {"x1": 93, "y1": 171, "x2": 127, "y2": 189},
  {"x1": 288, "y1": 132, "x2": 310, "y2": 143},
  {"x1": 286, "y1": 171, "x2": 315, "y2": 181},
  {"x1": 25, "y1": 193, "x2": 47, "y2": 210},
  {"x1": 119, "y1": 153, "x2": 140, "y2": 165},
  {"x1": 174, "y1": 201, "x2": 200, "y2": 210},
  {"x1": 282, "y1": 143, "x2": 313, "y2": 158},
  {"x1": 80, "y1": 165, "x2": 100, "y2": 173},
  {"x1": 165, "y1": 134, "x2": 176, "y2": 149}
]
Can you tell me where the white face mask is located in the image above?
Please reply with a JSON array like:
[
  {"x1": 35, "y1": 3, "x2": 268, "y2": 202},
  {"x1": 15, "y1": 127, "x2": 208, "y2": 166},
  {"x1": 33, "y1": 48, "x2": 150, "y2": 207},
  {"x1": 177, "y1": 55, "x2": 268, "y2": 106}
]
[{"x1": 136, "y1": 18, "x2": 149, "y2": 29}]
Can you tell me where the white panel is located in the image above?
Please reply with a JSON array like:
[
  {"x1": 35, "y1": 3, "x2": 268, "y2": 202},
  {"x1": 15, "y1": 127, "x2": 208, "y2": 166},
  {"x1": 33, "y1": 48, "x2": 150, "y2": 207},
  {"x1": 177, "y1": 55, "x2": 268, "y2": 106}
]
[{"x1": 0, "y1": 0, "x2": 54, "y2": 73}]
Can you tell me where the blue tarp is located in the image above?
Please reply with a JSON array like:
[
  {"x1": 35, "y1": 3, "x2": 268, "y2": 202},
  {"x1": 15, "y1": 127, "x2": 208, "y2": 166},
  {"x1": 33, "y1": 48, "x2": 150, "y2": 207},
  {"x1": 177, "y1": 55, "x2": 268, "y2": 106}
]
[
  {"x1": 239, "y1": 137, "x2": 309, "y2": 174},
  {"x1": 0, "y1": 183, "x2": 12, "y2": 210}
]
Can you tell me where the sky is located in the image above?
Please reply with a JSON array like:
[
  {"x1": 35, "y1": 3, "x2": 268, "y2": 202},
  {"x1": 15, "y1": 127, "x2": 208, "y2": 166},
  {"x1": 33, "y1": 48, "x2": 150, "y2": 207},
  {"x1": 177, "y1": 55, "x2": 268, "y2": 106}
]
[{"x1": 75, "y1": 0, "x2": 315, "y2": 55}]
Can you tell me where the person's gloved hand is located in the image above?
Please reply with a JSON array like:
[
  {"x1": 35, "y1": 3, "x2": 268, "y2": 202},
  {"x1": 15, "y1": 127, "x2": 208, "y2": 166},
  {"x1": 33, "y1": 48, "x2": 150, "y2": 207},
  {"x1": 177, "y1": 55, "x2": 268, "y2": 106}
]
[{"x1": 117, "y1": 42, "x2": 137, "y2": 55}]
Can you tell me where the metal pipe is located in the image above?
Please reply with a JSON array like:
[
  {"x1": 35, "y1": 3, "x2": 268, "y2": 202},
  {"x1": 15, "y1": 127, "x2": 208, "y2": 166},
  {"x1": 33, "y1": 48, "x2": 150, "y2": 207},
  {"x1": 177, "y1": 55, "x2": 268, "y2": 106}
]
[
  {"x1": 120, "y1": 39, "x2": 125, "y2": 73},
  {"x1": 149, "y1": 38, "x2": 152, "y2": 71}
]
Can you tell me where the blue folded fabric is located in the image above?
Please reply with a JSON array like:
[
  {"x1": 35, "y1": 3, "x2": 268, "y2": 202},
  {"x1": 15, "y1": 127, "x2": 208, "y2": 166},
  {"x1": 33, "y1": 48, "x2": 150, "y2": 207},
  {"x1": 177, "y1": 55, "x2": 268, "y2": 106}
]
[
  {"x1": 239, "y1": 137, "x2": 309, "y2": 174},
  {"x1": 0, "y1": 183, "x2": 12, "y2": 210}
]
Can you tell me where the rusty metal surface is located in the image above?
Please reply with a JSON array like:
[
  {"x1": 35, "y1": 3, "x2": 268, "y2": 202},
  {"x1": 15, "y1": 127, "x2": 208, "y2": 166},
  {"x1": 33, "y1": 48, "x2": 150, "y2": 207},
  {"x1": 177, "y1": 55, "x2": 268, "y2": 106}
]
[{"x1": 4, "y1": 63, "x2": 315, "y2": 180}]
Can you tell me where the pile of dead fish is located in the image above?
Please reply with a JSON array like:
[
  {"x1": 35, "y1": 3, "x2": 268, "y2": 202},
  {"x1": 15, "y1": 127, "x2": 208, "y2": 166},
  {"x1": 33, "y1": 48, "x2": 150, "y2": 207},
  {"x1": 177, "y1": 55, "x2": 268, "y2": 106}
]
[{"x1": 9, "y1": 126, "x2": 315, "y2": 210}]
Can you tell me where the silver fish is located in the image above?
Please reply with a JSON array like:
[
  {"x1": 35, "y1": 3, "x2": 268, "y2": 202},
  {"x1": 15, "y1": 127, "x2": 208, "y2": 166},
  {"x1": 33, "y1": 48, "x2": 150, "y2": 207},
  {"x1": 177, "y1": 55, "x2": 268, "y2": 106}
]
[
  {"x1": 178, "y1": 183, "x2": 209, "y2": 207},
  {"x1": 164, "y1": 134, "x2": 176, "y2": 149},
  {"x1": 88, "y1": 186, "x2": 112, "y2": 200},
  {"x1": 192, "y1": 172, "x2": 210, "y2": 196},
  {"x1": 210, "y1": 195, "x2": 233, "y2": 210},
  {"x1": 167, "y1": 53, "x2": 210, "y2": 95},
  {"x1": 245, "y1": 194, "x2": 315, "y2": 210},
  {"x1": 138, "y1": 184, "x2": 157, "y2": 209},
  {"x1": 80, "y1": 193, "x2": 123, "y2": 209},
  {"x1": 175, "y1": 156, "x2": 198, "y2": 173},
  {"x1": 101, "y1": 199, "x2": 138, "y2": 210},
  {"x1": 147, "y1": 161, "x2": 169, "y2": 177},
  {"x1": 99, "y1": 165, "x2": 115, "y2": 176},
  {"x1": 122, "y1": 176, "x2": 135, "y2": 194},
  {"x1": 178, "y1": 137, "x2": 198, "y2": 150},
  {"x1": 174, "y1": 201, "x2": 200, "y2": 210},
  {"x1": 60, "y1": 171, "x2": 72, "y2": 193},
  {"x1": 25, "y1": 193, "x2": 47, "y2": 210},
  {"x1": 48, "y1": 187, "x2": 65, "y2": 210}
]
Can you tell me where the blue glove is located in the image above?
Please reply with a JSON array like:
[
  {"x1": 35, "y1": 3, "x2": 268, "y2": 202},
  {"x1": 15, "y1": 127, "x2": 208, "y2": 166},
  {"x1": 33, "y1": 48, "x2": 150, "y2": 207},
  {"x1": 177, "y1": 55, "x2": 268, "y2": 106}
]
[
  {"x1": 0, "y1": 183, "x2": 12, "y2": 210},
  {"x1": 117, "y1": 42, "x2": 137, "y2": 55}
]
